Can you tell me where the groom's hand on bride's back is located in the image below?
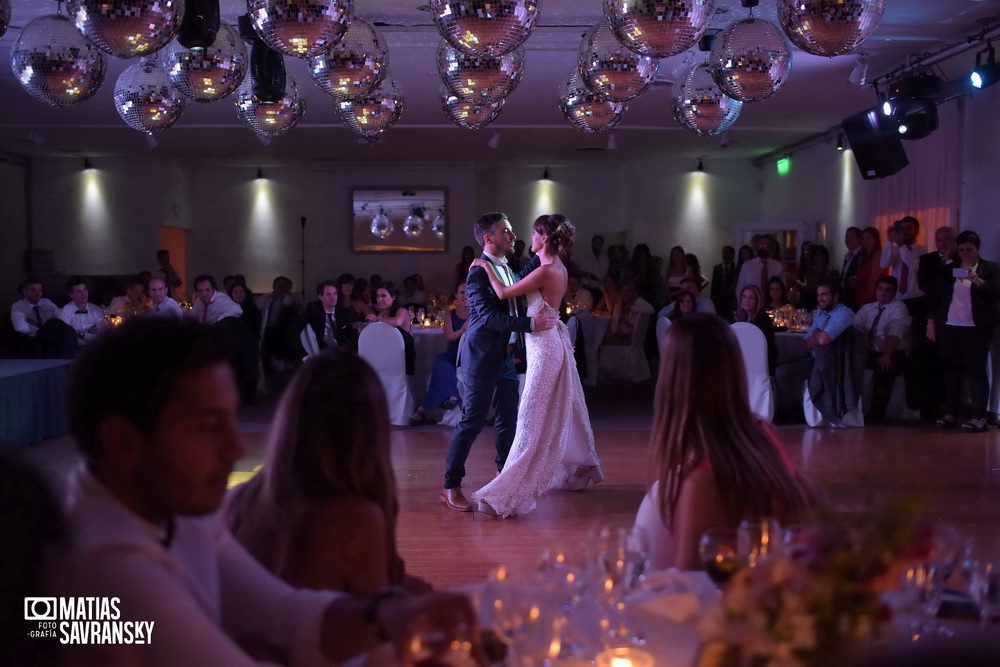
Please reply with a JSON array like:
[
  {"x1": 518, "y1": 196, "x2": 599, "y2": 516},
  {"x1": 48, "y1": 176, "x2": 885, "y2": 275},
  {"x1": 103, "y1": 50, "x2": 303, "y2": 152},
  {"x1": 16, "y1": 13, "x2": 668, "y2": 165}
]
[{"x1": 531, "y1": 309, "x2": 557, "y2": 332}]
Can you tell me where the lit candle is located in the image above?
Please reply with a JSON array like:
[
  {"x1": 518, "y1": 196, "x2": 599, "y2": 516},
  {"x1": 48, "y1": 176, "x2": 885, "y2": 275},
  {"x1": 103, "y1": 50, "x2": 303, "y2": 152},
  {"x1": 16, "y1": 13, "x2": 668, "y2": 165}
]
[
  {"x1": 596, "y1": 648, "x2": 654, "y2": 667},
  {"x1": 423, "y1": 318, "x2": 432, "y2": 326}
]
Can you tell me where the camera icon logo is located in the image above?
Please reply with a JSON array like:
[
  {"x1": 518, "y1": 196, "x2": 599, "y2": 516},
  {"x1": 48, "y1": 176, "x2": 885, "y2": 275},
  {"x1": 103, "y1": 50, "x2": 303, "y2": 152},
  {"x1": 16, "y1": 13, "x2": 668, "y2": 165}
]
[{"x1": 24, "y1": 598, "x2": 57, "y2": 621}]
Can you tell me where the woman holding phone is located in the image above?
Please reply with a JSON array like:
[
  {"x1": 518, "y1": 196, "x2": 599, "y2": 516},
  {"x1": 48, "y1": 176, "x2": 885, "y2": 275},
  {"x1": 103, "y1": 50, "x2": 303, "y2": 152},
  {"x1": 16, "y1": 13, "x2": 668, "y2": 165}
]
[{"x1": 927, "y1": 230, "x2": 1000, "y2": 432}]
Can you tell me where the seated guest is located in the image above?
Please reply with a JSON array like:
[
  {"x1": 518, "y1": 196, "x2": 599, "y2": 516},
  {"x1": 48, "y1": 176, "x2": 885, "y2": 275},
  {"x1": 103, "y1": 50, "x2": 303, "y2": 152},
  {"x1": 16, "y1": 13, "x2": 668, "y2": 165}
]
[
  {"x1": 229, "y1": 283, "x2": 262, "y2": 336},
  {"x1": 222, "y1": 275, "x2": 239, "y2": 294},
  {"x1": 803, "y1": 281, "x2": 864, "y2": 425},
  {"x1": 409, "y1": 282, "x2": 469, "y2": 426},
  {"x1": 657, "y1": 278, "x2": 716, "y2": 320},
  {"x1": 368, "y1": 283, "x2": 415, "y2": 374},
  {"x1": 736, "y1": 235, "x2": 784, "y2": 301},
  {"x1": 257, "y1": 276, "x2": 300, "y2": 373},
  {"x1": 684, "y1": 253, "x2": 709, "y2": 292},
  {"x1": 734, "y1": 285, "x2": 778, "y2": 376},
  {"x1": 10, "y1": 277, "x2": 72, "y2": 357},
  {"x1": 854, "y1": 276, "x2": 911, "y2": 422},
  {"x1": 146, "y1": 277, "x2": 183, "y2": 318},
  {"x1": 592, "y1": 275, "x2": 620, "y2": 315},
  {"x1": 668, "y1": 291, "x2": 698, "y2": 322},
  {"x1": 58, "y1": 278, "x2": 105, "y2": 346},
  {"x1": 633, "y1": 314, "x2": 814, "y2": 569},
  {"x1": 352, "y1": 277, "x2": 373, "y2": 318},
  {"x1": 226, "y1": 349, "x2": 429, "y2": 594},
  {"x1": 153, "y1": 248, "x2": 182, "y2": 298},
  {"x1": 108, "y1": 276, "x2": 150, "y2": 317},
  {"x1": 334, "y1": 273, "x2": 362, "y2": 329},
  {"x1": 927, "y1": 230, "x2": 1000, "y2": 432},
  {"x1": 190, "y1": 274, "x2": 243, "y2": 324},
  {"x1": 603, "y1": 281, "x2": 654, "y2": 346},
  {"x1": 57, "y1": 317, "x2": 476, "y2": 665},
  {"x1": 301, "y1": 280, "x2": 356, "y2": 353},
  {"x1": 765, "y1": 276, "x2": 790, "y2": 311},
  {"x1": 664, "y1": 246, "x2": 687, "y2": 299},
  {"x1": 563, "y1": 273, "x2": 593, "y2": 312},
  {"x1": 400, "y1": 275, "x2": 427, "y2": 308}
]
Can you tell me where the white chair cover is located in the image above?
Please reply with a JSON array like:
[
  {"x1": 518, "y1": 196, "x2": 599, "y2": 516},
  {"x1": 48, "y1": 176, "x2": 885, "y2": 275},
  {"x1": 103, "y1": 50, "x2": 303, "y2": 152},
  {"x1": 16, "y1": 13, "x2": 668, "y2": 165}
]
[
  {"x1": 655, "y1": 316, "x2": 672, "y2": 352},
  {"x1": 598, "y1": 313, "x2": 651, "y2": 383},
  {"x1": 803, "y1": 383, "x2": 864, "y2": 427},
  {"x1": 358, "y1": 323, "x2": 414, "y2": 426},
  {"x1": 730, "y1": 322, "x2": 775, "y2": 422},
  {"x1": 299, "y1": 326, "x2": 320, "y2": 360}
]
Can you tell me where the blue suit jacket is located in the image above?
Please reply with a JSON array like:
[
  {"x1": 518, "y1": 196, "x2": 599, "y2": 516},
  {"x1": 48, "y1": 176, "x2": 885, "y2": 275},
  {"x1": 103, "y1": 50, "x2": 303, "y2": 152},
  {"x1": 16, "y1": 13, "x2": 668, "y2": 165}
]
[{"x1": 458, "y1": 253, "x2": 540, "y2": 381}]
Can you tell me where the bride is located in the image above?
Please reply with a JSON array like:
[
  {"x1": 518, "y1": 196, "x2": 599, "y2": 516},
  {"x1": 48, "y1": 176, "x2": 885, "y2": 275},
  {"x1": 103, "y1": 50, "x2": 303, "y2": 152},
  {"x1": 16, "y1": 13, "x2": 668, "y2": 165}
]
[{"x1": 470, "y1": 214, "x2": 603, "y2": 518}]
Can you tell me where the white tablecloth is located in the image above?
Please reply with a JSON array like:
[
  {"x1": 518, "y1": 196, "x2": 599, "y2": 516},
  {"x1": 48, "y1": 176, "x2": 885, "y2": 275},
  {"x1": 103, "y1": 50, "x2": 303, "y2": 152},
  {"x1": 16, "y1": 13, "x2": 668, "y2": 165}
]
[{"x1": 409, "y1": 326, "x2": 449, "y2": 401}]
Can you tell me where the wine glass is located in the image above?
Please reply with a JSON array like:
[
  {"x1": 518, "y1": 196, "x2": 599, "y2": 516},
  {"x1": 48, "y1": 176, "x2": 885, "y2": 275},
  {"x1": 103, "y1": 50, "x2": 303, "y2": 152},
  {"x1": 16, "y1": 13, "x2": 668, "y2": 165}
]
[
  {"x1": 929, "y1": 523, "x2": 961, "y2": 582},
  {"x1": 625, "y1": 526, "x2": 650, "y2": 592},
  {"x1": 970, "y1": 559, "x2": 1000, "y2": 629},
  {"x1": 738, "y1": 518, "x2": 783, "y2": 567},
  {"x1": 409, "y1": 617, "x2": 476, "y2": 667},
  {"x1": 699, "y1": 528, "x2": 741, "y2": 587}
]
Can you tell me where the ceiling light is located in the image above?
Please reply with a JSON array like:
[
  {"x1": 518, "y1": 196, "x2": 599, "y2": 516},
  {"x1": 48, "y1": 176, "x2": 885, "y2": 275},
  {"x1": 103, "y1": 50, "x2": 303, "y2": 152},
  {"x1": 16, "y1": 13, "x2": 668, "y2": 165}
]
[
  {"x1": 897, "y1": 124, "x2": 908, "y2": 135},
  {"x1": 971, "y1": 42, "x2": 1000, "y2": 90},
  {"x1": 881, "y1": 100, "x2": 892, "y2": 117},
  {"x1": 890, "y1": 97, "x2": 938, "y2": 140}
]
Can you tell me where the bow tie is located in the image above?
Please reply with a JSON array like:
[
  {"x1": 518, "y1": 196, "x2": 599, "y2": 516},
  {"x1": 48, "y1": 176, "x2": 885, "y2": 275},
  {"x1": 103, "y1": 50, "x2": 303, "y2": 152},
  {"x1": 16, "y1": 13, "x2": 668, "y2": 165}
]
[{"x1": 75, "y1": 309, "x2": 88, "y2": 315}]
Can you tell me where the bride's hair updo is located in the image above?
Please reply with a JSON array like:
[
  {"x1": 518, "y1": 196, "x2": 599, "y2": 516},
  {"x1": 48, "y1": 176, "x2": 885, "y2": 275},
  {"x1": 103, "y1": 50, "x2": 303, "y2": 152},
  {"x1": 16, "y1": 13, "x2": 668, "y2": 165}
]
[{"x1": 533, "y1": 214, "x2": 576, "y2": 255}]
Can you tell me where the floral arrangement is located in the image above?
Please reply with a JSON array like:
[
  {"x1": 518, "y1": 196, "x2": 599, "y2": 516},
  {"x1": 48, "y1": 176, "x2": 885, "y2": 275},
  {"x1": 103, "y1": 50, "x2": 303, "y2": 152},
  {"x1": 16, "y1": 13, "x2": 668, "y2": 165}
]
[{"x1": 697, "y1": 501, "x2": 927, "y2": 667}]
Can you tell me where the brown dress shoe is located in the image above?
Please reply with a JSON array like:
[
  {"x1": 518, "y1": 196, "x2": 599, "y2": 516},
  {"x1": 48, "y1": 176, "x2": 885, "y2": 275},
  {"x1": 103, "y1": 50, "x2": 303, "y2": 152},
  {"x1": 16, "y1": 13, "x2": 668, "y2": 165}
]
[{"x1": 440, "y1": 487, "x2": 473, "y2": 512}]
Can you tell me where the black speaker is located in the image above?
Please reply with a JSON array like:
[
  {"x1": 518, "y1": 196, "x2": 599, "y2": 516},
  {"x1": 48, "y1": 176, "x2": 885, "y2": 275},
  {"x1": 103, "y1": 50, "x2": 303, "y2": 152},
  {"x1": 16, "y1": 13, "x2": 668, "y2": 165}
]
[{"x1": 841, "y1": 108, "x2": 909, "y2": 180}]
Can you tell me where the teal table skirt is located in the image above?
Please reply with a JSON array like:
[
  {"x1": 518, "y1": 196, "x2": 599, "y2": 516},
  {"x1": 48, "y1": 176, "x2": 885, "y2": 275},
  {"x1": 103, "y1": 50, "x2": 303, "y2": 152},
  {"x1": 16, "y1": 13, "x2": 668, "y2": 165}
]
[{"x1": 0, "y1": 359, "x2": 72, "y2": 449}]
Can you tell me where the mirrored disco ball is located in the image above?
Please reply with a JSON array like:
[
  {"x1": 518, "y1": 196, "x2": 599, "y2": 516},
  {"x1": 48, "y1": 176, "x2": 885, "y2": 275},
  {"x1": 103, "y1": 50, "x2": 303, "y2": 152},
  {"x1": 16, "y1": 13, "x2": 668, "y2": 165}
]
[
  {"x1": 709, "y1": 18, "x2": 792, "y2": 103},
  {"x1": 247, "y1": 0, "x2": 353, "y2": 58},
  {"x1": 11, "y1": 14, "x2": 106, "y2": 107},
  {"x1": 0, "y1": 0, "x2": 10, "y2": 40},
  {"x1": 113, "y1": 58, "x2": 185, "y2": 134},
  {"x1": 604, "y1": 0, "x2": 715, "y2": 59},
  {"x1": 370, "y1": 212, "x2": 393, "y2": 239},
  {"x1": 234, "y1": 74, "x2": 306, "y2": 137},
  {"x1": 778, "y1": 0, "x2": 886, "y2": 57},
  {"x1": 430, "y1": 0, "x2": 541, "y2": 57},
  {"x1": 308, "y1": 17, "x2": 387, "y2": 99},
  {"x1": 579, "y1": 21, "x2": 658, "y2": 103},
  {"x1": 559, "y1": 70, "x2": 627, "y2": 134},
  {"x1": 337, "y1": 79, "x2": 404, "y2": 138},
  {"x1": 673, "y1": 63, "x2": 742, "y2": 136},
  {"x1": 66, "y1": 0, "x2": 184, "y2": 58},
  {"x1": 403, "y1": 214, "x2": 425, "y2": 237},
  {"x1": 164, "y1": 23, "x2": 247, "y2": 103},
  {"x1": 438, "y1": 42, "x2": 523, "y2": 105},
  {"x1": 442, "y1": 93, "x2": 503, "y2": 129},
  {"x1": 431, "y1": 213, "x2": 446, "y2": 237}
]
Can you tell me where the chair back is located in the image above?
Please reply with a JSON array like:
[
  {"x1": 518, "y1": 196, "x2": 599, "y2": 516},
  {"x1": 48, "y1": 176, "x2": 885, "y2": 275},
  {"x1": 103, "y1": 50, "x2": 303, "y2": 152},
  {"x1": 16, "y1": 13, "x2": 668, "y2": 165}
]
[
  {"x1": 731, "y1": 322, "x2": 774, "y2": 422},
  {"x1": 655, "y1": 316, "x2": 672, "y2": 350},
  {"x1": 299, "y1": 326, "x2": 320, "y2": 360},
  {"x1": 359, "y1": 322, "x2": 405, "y2": 373}
]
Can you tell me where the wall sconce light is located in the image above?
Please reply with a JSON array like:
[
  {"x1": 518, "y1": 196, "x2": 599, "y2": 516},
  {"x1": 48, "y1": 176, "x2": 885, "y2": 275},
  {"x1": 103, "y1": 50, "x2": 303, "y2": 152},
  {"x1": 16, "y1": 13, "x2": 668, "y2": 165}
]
[
  {"x1": 696, "y1": 158, "x2": 705, "y2": 172},
  {"x1": 83, "y1": 157, "x2": 93, "y2": 170},
  {"x1": 836, "y1": 134, "x2": 845, "y2": 151},
  {"x1": 541, "y1": 167, "x2": 550, "y2": 181},
  {"x1": 256, "y1": 166, "x2": 264, "y2": 180}
]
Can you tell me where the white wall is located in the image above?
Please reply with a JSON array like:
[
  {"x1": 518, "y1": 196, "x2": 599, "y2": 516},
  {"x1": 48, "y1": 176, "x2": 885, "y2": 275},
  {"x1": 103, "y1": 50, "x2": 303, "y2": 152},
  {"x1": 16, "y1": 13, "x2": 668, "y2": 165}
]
[
  {"x1": 961, "y1": 83, "x2": 1000, "y2": 257},
  {"x1": 0, "y1": 159, "x2": 28, "y2": 316}
]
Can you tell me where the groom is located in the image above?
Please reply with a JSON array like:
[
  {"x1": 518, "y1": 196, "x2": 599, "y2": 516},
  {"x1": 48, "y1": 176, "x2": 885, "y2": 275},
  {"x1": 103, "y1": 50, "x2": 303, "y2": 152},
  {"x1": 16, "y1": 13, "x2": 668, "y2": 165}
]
[{"x1": 441, "y1": 213, "x2": 557, "y2": 511}]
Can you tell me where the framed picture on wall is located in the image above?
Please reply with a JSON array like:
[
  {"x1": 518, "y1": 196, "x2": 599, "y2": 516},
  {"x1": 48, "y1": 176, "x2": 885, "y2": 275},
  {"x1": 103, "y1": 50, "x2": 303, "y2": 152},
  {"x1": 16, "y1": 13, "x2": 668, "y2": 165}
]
[{"x1": 351, "y1": 187, "x2": 448, "y2": 253}]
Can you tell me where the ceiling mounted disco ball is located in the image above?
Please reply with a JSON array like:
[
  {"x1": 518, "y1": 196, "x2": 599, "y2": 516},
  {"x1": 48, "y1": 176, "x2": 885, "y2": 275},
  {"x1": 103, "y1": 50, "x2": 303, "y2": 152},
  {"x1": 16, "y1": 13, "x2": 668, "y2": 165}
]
[
  {"x1": 337, "y1": 79, "x2": 404, "y2": 138},
  {"x1": 709, "y1": 17, "x2": 792, "y2": 102},
  {"x1": 402, "y1": 213, "x2": 425, "y2": 237},
  {"x1": 114, "y1": 57, "x2": 185, "y2": 134},
  {"x1": 673, "y1": 62, "x2": 742, "y2": 136},
  {"x1": 234, "y1": 74, "x2": 306, "y2": 137},
  {"x1": 431, "y1": 212, "x2": 446, "y2": 237},
  {"x1": 579, "y1": 21, "x2": 658, "y2": 103},
  {"x1": 66, "y1": 0, "x2": 184, "y2": 58},
  {"x1": 308, "y1": 17, "x2": 387, "y2": 100},
  {"x1": 164, "y1": 22, "x2": 247, "y2": 103},
  {"x1": 559, "y1": 70, "x2": 627, "y2": 134},
  {"x1": 0, "y1": 0, "x2": 10, "y2": 40},
  {"x1": 370, "y1": 211, "x2": 392, "y2": 239},
  {"x1": 778, "y1": 0, "x2": 886, "y2": 57},
  {"x1": 11, "y1": 14, "x2": 106, "y2": 107},
  {"x1": 438, "y1": 42, "x2": 524, "y2": 105},
  {"x1": 247, "y1": 0, "x2": 353, "y2": 58},
  {"x1": 429, "y1": 0, "x2": 541, "y2": 57},
  {"x1": 442, "y1": 93, "x2": 504, "y2": 130},
  {"x1": 604, "y1": 0, "x2": 715, "y2": 59}
]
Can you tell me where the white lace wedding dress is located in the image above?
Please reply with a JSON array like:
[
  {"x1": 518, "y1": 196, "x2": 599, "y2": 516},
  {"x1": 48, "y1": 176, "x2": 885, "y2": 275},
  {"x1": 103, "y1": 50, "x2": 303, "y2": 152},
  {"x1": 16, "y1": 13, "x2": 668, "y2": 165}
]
[{"x1": 473, "y1": 291, "x2": 603, "y2": 517}]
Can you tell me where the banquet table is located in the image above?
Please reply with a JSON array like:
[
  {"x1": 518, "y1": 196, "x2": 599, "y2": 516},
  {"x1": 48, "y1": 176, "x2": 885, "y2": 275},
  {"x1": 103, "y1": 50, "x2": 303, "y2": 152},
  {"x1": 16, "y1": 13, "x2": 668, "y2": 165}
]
[
  {"x1": 775, "y1": 329, "x2": 809, "y2": 365},
  {"x1": 409, "y1": 326, "x2": 450, "y2": 402},
  {"x1": 0, "y1": 358, "x2": 72, "y2": 449}
]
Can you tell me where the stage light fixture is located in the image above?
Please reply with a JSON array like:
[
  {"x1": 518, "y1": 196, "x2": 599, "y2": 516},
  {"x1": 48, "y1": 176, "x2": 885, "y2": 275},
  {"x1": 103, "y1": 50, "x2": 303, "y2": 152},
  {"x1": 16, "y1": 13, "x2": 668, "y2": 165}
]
[
  {"x1": 971, "y1": 42, "x2": 1000, "y2": 90},
  {"x1": 889, "y1": 96, "x2": 938, "y2": 140},
  {"x1": 836, "y1": 134, "x2": 845, "y2": 151}
]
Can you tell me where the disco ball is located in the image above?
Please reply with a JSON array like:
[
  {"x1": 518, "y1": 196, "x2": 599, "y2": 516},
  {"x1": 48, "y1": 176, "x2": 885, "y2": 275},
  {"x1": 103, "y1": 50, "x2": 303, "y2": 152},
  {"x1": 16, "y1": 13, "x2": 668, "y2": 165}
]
[
  {"x1": 370, "y1": 212, "x2": 393, "y2": 239},
  {"x1": 247, "y1": 0, "x2": 353, "y2": 58},
  {"x1": 442, "y1": 93, "x2": 504, "y2": 130},
  {"x1": 438, "y1": 42, "x2": 524, "y2": 105},
  {"x1": 234, "y1": 74, "x2": 306, "y2": 137},
  {"x1": 579, "y1": 21, "x2": 658, "y2": 103},
  {"x1": 163, "y1": 22, "x2": 247, "y2": 103},
  {"x1": 338, "y1": 79, "x2": 404, "y2": 138},
  {"x1": 709, "y1": 18, "x2": 792, "y2": 103},
  {"x1": 604, "y1": 0, "x2": 715, "y2": 59},
  {"x1": 431, "y1": 212, "x2": 446, "y2": 237},
  {"x1": 113, "y1": 58, "x2": 185, "y2": 134},
  {"x1": 403, "y1": 214, "x2": 425, "y2": 237},
  {"x1": 308, "y1": 17, "x2": 387, "y2": 100},
  {"x1": 66, "y1": 0, "x2": 183, "y2": 58},
  {"x1": 778, "y1": 0, "x2": 886, "y2": 57},
  {"x1": 673, "y1": 63, "x2": 742, "y2": 136},
  {"x1": 11, "y1": 14, "x2": 106, "y2": 107},
  {"x1": 0, "y1": 0, "x2": 10, "y2": 40},
  {"x1": 558, "y1": 70, "x2": 627, "y2": 134},
  {"x1": 430, "y1": 0, "x2": 541, "y2": 57}
]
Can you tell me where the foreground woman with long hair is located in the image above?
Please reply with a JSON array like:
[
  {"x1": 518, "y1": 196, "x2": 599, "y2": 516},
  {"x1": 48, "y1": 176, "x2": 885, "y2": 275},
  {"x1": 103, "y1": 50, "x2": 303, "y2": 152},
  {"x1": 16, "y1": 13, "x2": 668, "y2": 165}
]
[{"x1": 634, "y1": 313, "x2": 815, "y2": 569}]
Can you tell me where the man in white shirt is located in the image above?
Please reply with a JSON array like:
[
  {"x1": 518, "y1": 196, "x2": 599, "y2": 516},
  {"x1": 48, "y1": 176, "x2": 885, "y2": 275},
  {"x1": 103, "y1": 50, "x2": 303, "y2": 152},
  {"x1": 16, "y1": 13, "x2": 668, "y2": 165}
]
[
  {"x1": 58, "y1": 278, "x2": 105, "y2": 346},
  {"x1": 189, "y1": 274, "x2": 243, "y2": 324},
  {"x1": 563, "y1": 273, "x2": 593, "y2": 312},
  {"x1": 146, "y1": 277, "x2": 183, "y2": 318},
  {"x1": 578, "y1": 234, "x2": 610, "y2": 289},
  {"x1": 736, "y1": 235, "x2": 785, "y2": 300},
  {"x1": 54, "y1": 317, "x2": 478, "y2": 666},
  {"x1": 108, "y1": 277, "x2": 150, "y2": 317},
  {"x1": 605, "y1": 281, "x2": 654, "y2": 345},
  {"x1": 10, "y1": 278, "x2": 59, "y2": 338},
  {"x1": 880, "y1": 216, "x2": 926, "y2": 302},
  {"x1": 656, "y1": 278, "x2": 716, "y2": 320},
  {"x1": 10, "y1": 277, "x2": 77, "y2": 357},
  {"x1": 854, "y1": 276, "x2": 911, "y2": 421}
]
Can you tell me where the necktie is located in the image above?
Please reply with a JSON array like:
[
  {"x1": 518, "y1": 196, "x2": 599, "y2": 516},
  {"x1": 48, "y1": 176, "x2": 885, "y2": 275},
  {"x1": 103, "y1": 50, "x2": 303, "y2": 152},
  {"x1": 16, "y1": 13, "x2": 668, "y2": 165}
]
[
  {"x1": 325, "y1": 312, "x2": 337, "y2": 346},
  {"x1": 869, "y1": 305, "x2": 885, "y2": 346},
  {"x1": 759, "y1": 260, "x2": 769, "y2": 295},
  {"x1": 496, "y1": 262, "x2": 519, "y2": 345},
  {"x1": 32, "y1": 305, "x2": 42, "y2": 328}
]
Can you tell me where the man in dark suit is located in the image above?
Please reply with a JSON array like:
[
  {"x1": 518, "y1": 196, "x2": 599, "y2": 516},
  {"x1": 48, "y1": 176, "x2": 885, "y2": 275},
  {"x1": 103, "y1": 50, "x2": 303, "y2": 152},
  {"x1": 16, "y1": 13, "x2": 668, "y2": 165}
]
[
  {"x1": 300, "y1": 280, "x2": 356, "y2": 353},
  {"x1": 710, "y1": 245, "x2": 737, "y2": 321},
  {"x1": 841, "y1": 227, "x2": 862, "y2": 310},
  {"x1": 441, "y1": 213, "x2": 557, "y2": 512},
  {"x1": 909, "y1": 226, "x2": 956, "y2": 417}
]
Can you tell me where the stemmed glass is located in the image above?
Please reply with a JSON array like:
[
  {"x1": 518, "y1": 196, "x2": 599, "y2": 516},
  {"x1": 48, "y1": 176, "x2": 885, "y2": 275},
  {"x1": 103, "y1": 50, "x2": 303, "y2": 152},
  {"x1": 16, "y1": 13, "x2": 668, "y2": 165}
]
[
  {"x1": 699, "y1": 528, "x2": 741, "y2": 586},
  {"x1": 970, "y1": 559, "x2": 1000, "y2": 628}
]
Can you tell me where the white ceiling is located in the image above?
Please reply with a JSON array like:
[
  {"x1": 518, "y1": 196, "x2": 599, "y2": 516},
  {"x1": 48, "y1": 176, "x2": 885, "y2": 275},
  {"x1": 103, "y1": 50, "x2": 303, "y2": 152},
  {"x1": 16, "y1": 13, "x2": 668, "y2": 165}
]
[{"x1": 0, "y1": 0, "x2": 997, "y2": 164}]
